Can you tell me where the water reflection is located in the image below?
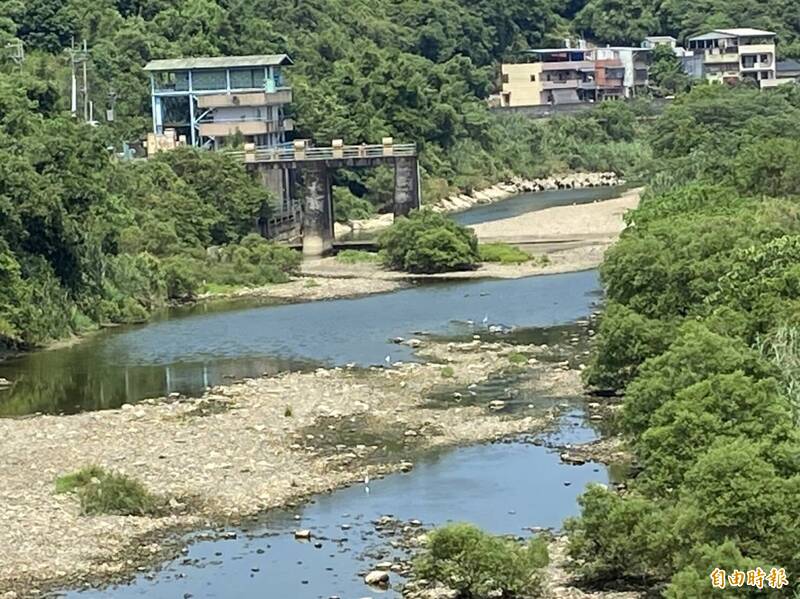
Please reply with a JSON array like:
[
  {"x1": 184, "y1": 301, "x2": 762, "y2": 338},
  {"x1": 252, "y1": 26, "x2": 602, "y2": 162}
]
[{"x1": 0, "y1": 271, "x2": 600, "y2": 416}]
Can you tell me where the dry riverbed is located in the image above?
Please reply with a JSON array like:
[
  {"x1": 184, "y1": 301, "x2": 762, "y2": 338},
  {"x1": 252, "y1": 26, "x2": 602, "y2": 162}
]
[
  {"x1": 0, "y1": 335, "x2": 597, "y2": 597},
  {"x1": 202, "y1": 187, "x2": 641, "y2": 304}
]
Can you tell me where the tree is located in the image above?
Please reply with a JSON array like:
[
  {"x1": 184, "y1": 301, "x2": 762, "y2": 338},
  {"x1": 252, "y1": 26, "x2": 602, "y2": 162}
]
[
  {"x1": 648, "y1": 44, "x2": 690, "y2": 96},
  {"x1": 620, "y1": 322, "x2": 773, "y2": 438},
  {"x1": 379, "y1": 209, "x2": 479, "y2": 273}
]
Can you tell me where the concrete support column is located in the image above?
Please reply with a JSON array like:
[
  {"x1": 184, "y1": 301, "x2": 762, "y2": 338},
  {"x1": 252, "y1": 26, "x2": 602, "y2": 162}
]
[
  {"x1": 301, "y1": 163, "x2": 333, "y2": 257},
  {"x1": 393, "y1": 156, "x2": 420, "y2": 217}
]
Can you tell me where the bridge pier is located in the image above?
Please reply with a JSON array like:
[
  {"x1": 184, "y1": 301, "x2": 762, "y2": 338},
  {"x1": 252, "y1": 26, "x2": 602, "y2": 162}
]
[
  {"x1": 301, "y1": 163, "x2": 334, "y2": 257},
  {"x1": 393, "y1": 156, "x2": 420, "y2": 217}
]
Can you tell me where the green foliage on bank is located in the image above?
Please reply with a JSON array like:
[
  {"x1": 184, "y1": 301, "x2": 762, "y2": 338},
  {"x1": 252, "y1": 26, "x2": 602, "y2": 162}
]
[
  {"x1": 380, "y1": 210, "x2": 479, "y2": 274},
  {"x1": 0, "y1": 70, "x2": 300, "y2": 349},
  {"x1": 414, "y1": 523, "x2": 549, "y2": 598},
  {"x1": 478, "y1": 243, "x2": 530, "y2": 264},
  {"x1": 571, "y1": 85, "x2": 800, "y2": 596},
  {"x1": 335, "y1": 249, "x2": 381, "y2": 264},
  {"x1": 56, "y1": 466, "x2": 160, "y2": 516}
]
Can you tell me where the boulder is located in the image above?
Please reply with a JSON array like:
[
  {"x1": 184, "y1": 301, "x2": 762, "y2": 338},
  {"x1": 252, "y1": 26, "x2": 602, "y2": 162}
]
[
  {"x1": 364, "y1": 570, "x2": 390, "y2": 587},
  {"x1": 294, "y1": 529, "x2": 312, "y2": 540}
]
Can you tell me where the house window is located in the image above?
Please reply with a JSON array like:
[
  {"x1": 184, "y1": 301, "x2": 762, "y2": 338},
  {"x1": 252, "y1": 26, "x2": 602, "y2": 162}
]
[
  {"x1": 530, "y1": 74, "x2": 536, "y2": 82},
  {"x1": 502, "y1": 74, "x2": 509, "y2": 84}
]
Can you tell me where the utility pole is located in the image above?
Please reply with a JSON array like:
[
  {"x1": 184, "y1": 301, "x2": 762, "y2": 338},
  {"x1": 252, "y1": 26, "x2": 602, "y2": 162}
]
[
  {"x1": 3, "y1": 39, "x2": 24, "y2": 64},
  {"x1": 68, "y1": 39, "x2": 90, "y2": 121},
  {"x1": 82, "y1": 39, "x2": 89, "y2": 122}
]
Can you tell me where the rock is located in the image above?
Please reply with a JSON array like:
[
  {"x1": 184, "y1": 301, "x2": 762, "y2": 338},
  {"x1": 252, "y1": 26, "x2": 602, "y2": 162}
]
[
  {"x1": 560, "y1": 452, "x2": 586, "y2": 466},
  {"x1": 403, "y1": 338, "x2": 423, "y2": 348},
  {"x1": 0, "y1": 377, "x2": 11, "y2": 387},
  {"x1": 375, "y1": 562, "x2": 393, "y2": 571},
  {"x1": 404, "y1": 429, "x2": 418, "y2": 437},
  {"x1": 399, "y1": 461, "x2": 414, "y2": 472},
  {"x1": 364, "y1": 570, "x2": 390, "y2": 586},
  {"x1": 294, "y1": 529, "x2": 312, "y2": 540},
  {"x1": 488, "y1": 400, "x2": 506, "y2": 411}
]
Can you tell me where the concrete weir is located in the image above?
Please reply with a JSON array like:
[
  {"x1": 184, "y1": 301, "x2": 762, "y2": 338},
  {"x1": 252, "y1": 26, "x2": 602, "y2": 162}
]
[{"x1": 243, "y1": 139, "x2": 420, "y2": 257}]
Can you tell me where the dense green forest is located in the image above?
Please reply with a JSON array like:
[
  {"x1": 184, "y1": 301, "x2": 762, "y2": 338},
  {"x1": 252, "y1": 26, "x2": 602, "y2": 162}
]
[
  {"x1": 569, "y1": 84, "x2": 800, "y2": 596},
  {"x1": 574, "y1": 0, "x2": 800, "y2": 56}
]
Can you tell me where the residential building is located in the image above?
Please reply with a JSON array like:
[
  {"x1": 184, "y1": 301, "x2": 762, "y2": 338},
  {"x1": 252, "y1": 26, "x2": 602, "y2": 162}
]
[
  {"x1": 595, "y1": 47, "x2": 651, "y2": 96},
  {"x1": 499, "y1": 47, "x2": 645, "y2": 107},
  {"x1": 144, "y1": 54, "x2": 295, "y2": 208},
  {"x1": 642, "y1": 36, "x2": 678, "y2": 50},
  {"x1": 776, "y1": 59, "x2": 800, "y2": 83},
  {"x1": 642, "y1": 35, "x2": 692, "y2": 57},
  {"x1": 144, "y1": 54, "x2": 294, "y2": 150},
  {"x1": 685, "y1": 28, "x2": 776, "y2": 87}
]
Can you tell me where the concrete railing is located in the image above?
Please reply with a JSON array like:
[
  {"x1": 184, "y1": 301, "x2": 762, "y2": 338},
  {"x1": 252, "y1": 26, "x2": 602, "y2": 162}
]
[{"x1": 233, "y1": 141, "x2": 417, "y2": 163}]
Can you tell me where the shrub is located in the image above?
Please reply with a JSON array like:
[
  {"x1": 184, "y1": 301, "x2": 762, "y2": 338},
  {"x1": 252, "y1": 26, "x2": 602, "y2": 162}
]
[
  {"x1": 335, "y1": 249, "x2": 380, "y2": 264},
  {"x1": 566, "y1": 485, "x2": 678, "y2": 584},
  {"x1": 583, "y1": 302, "x2": 676, "y2": 392},
  {"x1": 163, "y1": 256, "x2": 202, "y2": 300},
  {"x1": 379, "y1": 210, "x2": 479, "y2": 274},
  {"x1": 665, "y1": 542, "x2": 762, "y2": 599},
  {"x1": 478, "y1": 243, "x2": 530, "y2": 264},
  {"x1": 673, "y1": 439, "x2": 800, "y2": 574},
  {"x1": 56, "y1": 466, "x2": 159, "y2": 516},
  {"x1": 333, "y1": 187, "x2": 376, "y2": 223},
  {"x1": 636, "y1": 373, "x2": 793, "y2": 494},
  {"x1": 441, "y1": 366, "x2": 455, "y2": 378},
  {"x1": 508, "y1": 352, "x2": 527, "y2": 365},
  {"x1": 620, "y1": 322, "x2": 773, "y2": 438},
  {"x1": 414, "y1": 523, "x2": 548, "y2": 598}
]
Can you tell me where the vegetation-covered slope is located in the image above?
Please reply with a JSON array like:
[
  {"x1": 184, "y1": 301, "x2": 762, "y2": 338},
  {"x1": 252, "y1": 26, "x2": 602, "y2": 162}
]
[{"x1": 571, "y1": 84, "x2": 800, "y2": 596}]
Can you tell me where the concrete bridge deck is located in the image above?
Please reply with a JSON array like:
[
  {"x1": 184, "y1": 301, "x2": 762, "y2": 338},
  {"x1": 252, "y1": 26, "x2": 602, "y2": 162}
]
[{"x1": 235, "y1": 141, "x2": 421, "y2": 257}]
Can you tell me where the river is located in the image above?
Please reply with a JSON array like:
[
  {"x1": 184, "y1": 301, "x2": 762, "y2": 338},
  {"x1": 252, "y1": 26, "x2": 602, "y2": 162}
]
[{"x1": 4, "y1": 187, "x2": 619, "y2": 599}]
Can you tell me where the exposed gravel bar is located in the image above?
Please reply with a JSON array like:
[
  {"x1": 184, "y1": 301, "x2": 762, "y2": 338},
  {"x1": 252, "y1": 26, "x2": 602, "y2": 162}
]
[{"x1": 0, "y1": 338, "x2": 583, "y2": 597}]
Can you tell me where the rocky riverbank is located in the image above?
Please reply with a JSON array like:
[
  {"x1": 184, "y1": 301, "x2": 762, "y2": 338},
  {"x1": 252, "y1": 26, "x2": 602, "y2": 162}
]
[
  {"x1": 333, "y1": 172, "x2": 623, "y2": 238},
  {"x1": 0, "y1": 335, "x2": 592, "y2": 597},
  {"x1": 430, "y1": 173, "x2": 623, "y2": 215}
]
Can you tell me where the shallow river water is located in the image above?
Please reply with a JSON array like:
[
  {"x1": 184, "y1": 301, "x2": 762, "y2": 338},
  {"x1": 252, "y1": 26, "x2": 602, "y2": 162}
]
[
  {"x1": 0, "y1": 270, "x2": 600, "y2": 416},
  {"x1": 66, "y1": 413, "x2": 614, "y2": 599}
]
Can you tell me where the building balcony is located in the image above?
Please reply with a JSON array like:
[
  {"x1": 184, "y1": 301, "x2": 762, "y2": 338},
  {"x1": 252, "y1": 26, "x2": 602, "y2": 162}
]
[
  {"x1": 540, "y1": 60, "x2": 595, "y2": 72},
  {"x1": 198, "y1": 119, "x2": 290, "y2": 138},
  {"x1": 197, "y1": 88, "x2": 292, "y2": 109},
  {"x1": 597, "y1": 78, "x2": 624, "y2": 89},
  {"x1": 739, "y1": 44, "x2": 775, "y2": 55},
  {"x1": 704, "y1": 51, "x2": 740, "y2": 64},
  {"x1": 542, "y1": 79, "x2": 580, "y2": 90}
]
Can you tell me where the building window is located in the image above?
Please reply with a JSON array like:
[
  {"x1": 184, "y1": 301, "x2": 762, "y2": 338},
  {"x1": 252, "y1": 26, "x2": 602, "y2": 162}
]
[
  {"x1": 502, "y1": 74, "x2": 509, "y2": 84},
  {"x1": 230, "y1": 68, "x2": 265, "y2": 89},
  {"x1": 154, "y1": 71, "x2": 189, "y2": 92},
  {"x1": 192, "y1": 70, "x2": 227, "y2": 91},
  {"x1": 530, "y1": 74, "x2": 536, "y2": 82}
]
